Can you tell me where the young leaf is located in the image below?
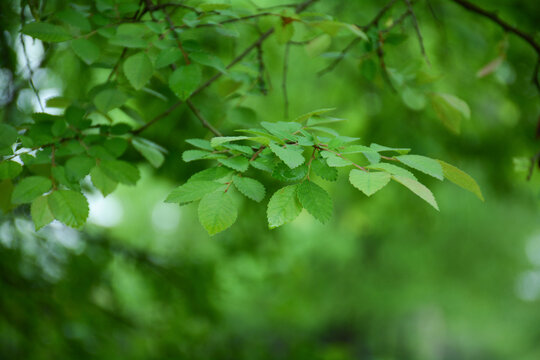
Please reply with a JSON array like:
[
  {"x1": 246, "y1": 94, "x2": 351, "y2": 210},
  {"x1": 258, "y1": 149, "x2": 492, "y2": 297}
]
[
  {"x1": 233, "y1": 176, "x2": 265, "y2": 202},
  {"x1": 165, "y1": 181, "x2": 224, "y2": 204},
  {"x1": 11, "y1": 176, "x2": 52, "y2": 204},
  {"x1": 267, "y1": 185, "x2": 302, "y2": 229},
  {"x1": 392, "y1": 175, "x2": 439, "y2": 211},
  {"x1": 21, "y1": 22, "x2": 71, "y2": 42},
  {"x1": 0, "y1": 161, "x2": 23, "y2": 180},
  {"x1": 218, "y1": 156, "x2": 249, "y2": 172},
  {"x1": 438, "y1": 160, "x2": 484, "y2": 201},
  {"x1": 349, "y1": 170, "x2": 391, "y2": 196},
  {"x1": 369, "y1": 143, "x2": 410, "y2": 154},
  {"x1": 296, "y1": 181, "x2": 333, "y2": 223},
  {"x1": 210, "y1": 136, "x2": 249, "y2": 148},
  {"x1": 47, "y1": 190, "x2": 89, "y2": 228},
  {"x1": 132, "y1": 137, "x2": 165, "y2": 168},
  {"x1": 123, "y1": 52, "x2": 154, "y2": 90},
  {"x1": 188, "y1": 167, "x2": 232, "y2": 182},
  {"x1": 90, "y1": 166, "x2": 118, "y2": 197},
  {"x1": 70, "y1": 38, "x2": 100, "y2": 65},
  {"x1": 396, "y1": 155, "x2": 444, "y2": 180},
  {"x1": 31, "y1": 196, "x2": 54, "y2": 230},
  {"x1": 429, "y1": 93, "x2": 470, "y2": 134},
  {"x1": 169, "y1": 65, "x2": 202, "y2": 100},
  {"x1": 269, "y1": 142, "x2": 305, "y2": 169},
  {"x1": 198, "y1": 190, "x2": 237, "y2": 235}
]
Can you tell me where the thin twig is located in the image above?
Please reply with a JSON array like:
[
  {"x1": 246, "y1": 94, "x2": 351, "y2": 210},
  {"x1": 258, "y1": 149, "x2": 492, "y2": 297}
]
[
  {"x1": 256, "y1": 42, "x2": 267, "y2": 95},
  {"x1": 318, "y1": 37, "x2": 360, "y2": 77},
  {"x1": 282, "y1": 42, "x2": 291, "y2": 118},
  {"x1": 359, "y1": 0, "x2": 399, "y2": 30},
  {"x1": 20, "y1": 6, "x2": 44, "y2": 112},
  {"x1": 403, "y1": 0, "x2": 430, "y2": 65},
  {"x1": 376, "y1": 31, "x2": 396, "y2": 92},
  {"x1": 186, "y1": 100, "x2": 223, "y2": 136}
]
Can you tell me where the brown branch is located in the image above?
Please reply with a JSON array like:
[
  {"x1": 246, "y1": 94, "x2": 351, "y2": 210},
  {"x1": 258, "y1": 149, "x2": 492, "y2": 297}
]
[
  {"x1": 449, "y1": 0, "x2": 540, "y2": 93},
  {"x1": 186, "y1": 100, "x2": 223, "y2": 136},
  {"x1": 131, "y1": 101, "x2": 183, "y2": 135}
]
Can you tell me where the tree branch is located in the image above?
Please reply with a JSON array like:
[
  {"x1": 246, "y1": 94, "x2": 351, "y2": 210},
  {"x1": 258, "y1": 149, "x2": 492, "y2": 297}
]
[
  {"x1": 403, "y1": 0, "x2": 430, "y2": 65},
  {"x1": 186, "y1": 100, "x2": 223, "y2": 136}
]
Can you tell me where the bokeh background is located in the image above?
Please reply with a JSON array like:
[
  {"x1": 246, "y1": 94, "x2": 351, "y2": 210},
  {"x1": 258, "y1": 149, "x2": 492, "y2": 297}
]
[{"x1": 2, "y1": 0, "x2": 540, "y2": 358}]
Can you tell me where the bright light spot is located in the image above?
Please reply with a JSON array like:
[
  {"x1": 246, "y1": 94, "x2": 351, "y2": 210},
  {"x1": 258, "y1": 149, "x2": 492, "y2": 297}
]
[
  {"x1": 16, "y1": 35, "x2": 44, "y2": 77},
  {"x1": 151, "y1": 202, "x2": 180, "y2": 233},
  {"x1": 87, "y1": 193, "x2": 124, "y2": 228},
  {"x1": 515, "y1": 270, "x2": 540, "y2": 301}
]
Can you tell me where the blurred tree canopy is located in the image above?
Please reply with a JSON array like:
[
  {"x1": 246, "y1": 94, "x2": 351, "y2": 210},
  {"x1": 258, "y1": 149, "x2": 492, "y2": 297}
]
[{"x1": 1, "y1": 0, "x2": 540, "y2": 359}]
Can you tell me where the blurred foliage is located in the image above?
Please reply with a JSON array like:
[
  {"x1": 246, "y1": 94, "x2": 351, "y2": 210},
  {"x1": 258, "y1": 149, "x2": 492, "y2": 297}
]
[{"x1": 2, "y1": 0, "x2": 540, "y2": 359}]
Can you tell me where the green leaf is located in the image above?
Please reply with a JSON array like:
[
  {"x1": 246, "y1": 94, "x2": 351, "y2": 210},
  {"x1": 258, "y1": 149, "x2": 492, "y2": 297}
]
[
  {"x1": 21, "y1": 22, "x2": 71, "y2": 42},
  {"x1": 0, "y1": 161, "x2": 22, "y2": 180},
  {"x1": 210, "y1": 136, "x2": 249, "y2": 148},
  {"x1": 429, "y1": 93, "x2": 470, "y2": 134},
  {"x1": 233, "y1": 176, "x2": 265, "y2": 202},
  {"x1": 123, "y1": 52, "x2": 154, "y2": 90},
  {"x1": 132, "y1": 137, "x2": 165, "y2": 168},
  {"x1": 396, "y1": 155, "x2": 443, "y2": 180},
  {"x1": 0, "y1": 124, "x2": 18, "y2": 148},
  {"x1": 0, "y1": 180, "x2": 14, "y2": 213},
  {"x1": 218, "y1": 156, "x2": 249, "y2": 172},
  {"x1": 198, "y1": 190, "x2": 237, "y2": 235},
  {"x1": 188, "y1": 167, "x2": 232, "y2": 182},
  {"x1": 294, "y1": 108, "x2": 336, "y2": 123},
  {"x1": 369, "y1": 143, "x2": 411, "y2": 154},
  {"x1": 169, "y1": 65, "x2": 202, "y2": 100},
  {"x1": 267, "y1": 185, "x2": 302, "y2": 229},
  {"x1": 65, "y1": 156, "x2": 95, "y2": 181},
  {"x1": 438, "y1": 160, "x2": 484, "y2": 201},
  {"x1": 296, "y1": 181, "x2": 332, "y2": 223},
  {"x1": 94, "y1": 89, "x2": 128, "y2": 113},
  {"x1": 165, "y1": 181, "x2": 224, "y2": 204},
  {"x1": 392, "y1": 175, "x2": 439, "y2": 211},
  {"x1": 320, "y1": 151, "x2": 351, "y2": 167},
  {"x1": 47, "y1": 190, "x2": 89, "y2": 228},
  {"x1": 189, "y1": 52, "x2": 227, "y2": 74},
  {"x1": 100, "y1": 160, "x2": 140, "y2": 185},
  {"x1": 349, "y1": 169, "x2": 391, "y2": 196},
  {"x1": 269, "y1": 142, "x2": 304, "y2": 169},
  {"x1": 182, "y1": 149, "x2": 211, "y2": 162},
  {"x1": 90, "y1": 166, "x2": 118, "y2": 197},
  {"x1": 366, "y1": 163, "x2": 417, "y2": 180},
  {"x1": 276, "y1": 22, "x2": 295, "y2": 44},
  {"x1": 311, "y1": 158, "x2": 337, "y2": 181},
  {"x1": 11, "y1": 176, "x2": 52, "y2": 204},
  {"x1": 261, "y1": 122, "x2": 302, "y2": 140},
  {"x1": 31, "y1": 196, "x2": 54, "y2": 230},
  {"x1": 155, "y1": 48, "x2": 183, "y2": 68},
  {"x1": 70, "y1": 38, "x2": 100, "y2": 65},
  {"x1": 272, "y1": 163, "x2": 308, "y2": 182},
  {"x1": 186, "y1": 138, "x2": 213, "y2": 151}
]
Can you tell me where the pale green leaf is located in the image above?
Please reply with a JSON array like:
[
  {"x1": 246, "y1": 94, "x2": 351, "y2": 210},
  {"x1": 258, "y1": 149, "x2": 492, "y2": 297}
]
[
  {"x1": 438, "y1": 160, "x2": 484, "y2": 201},
  {"x1": 396, "y1": 155, "x2": 443, "y2": 180},
  {"x1": 182, "y1": 150, "x2": 211, "y2": 162},
  {"x1": 188, "y1": 167, "x2": 232, "y2": 182},
  {"x1": 186, "y1": 138, "x2": 213, "y2": 151},
  {"x1": 349, "y1": 169, "x2": 391, "y2": 196},
  {"x1": 267, "y1": 185, "x2": 302, "y2": 229},
  {"x1": 198, "y1": 190, "x2": 237, "y2": 235},
  {"x1": 210, "y1": 136, "x2": 249, "y2": 148},
  {"x1": 366, "y1": 163, "x2": 417, "y2": 180},
  {"x1": 392, "y1": 175, "x2": 439, "y2": 211},
  {"x1": 296, "y1": 181, "x2": 332, "y2": 223}
]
